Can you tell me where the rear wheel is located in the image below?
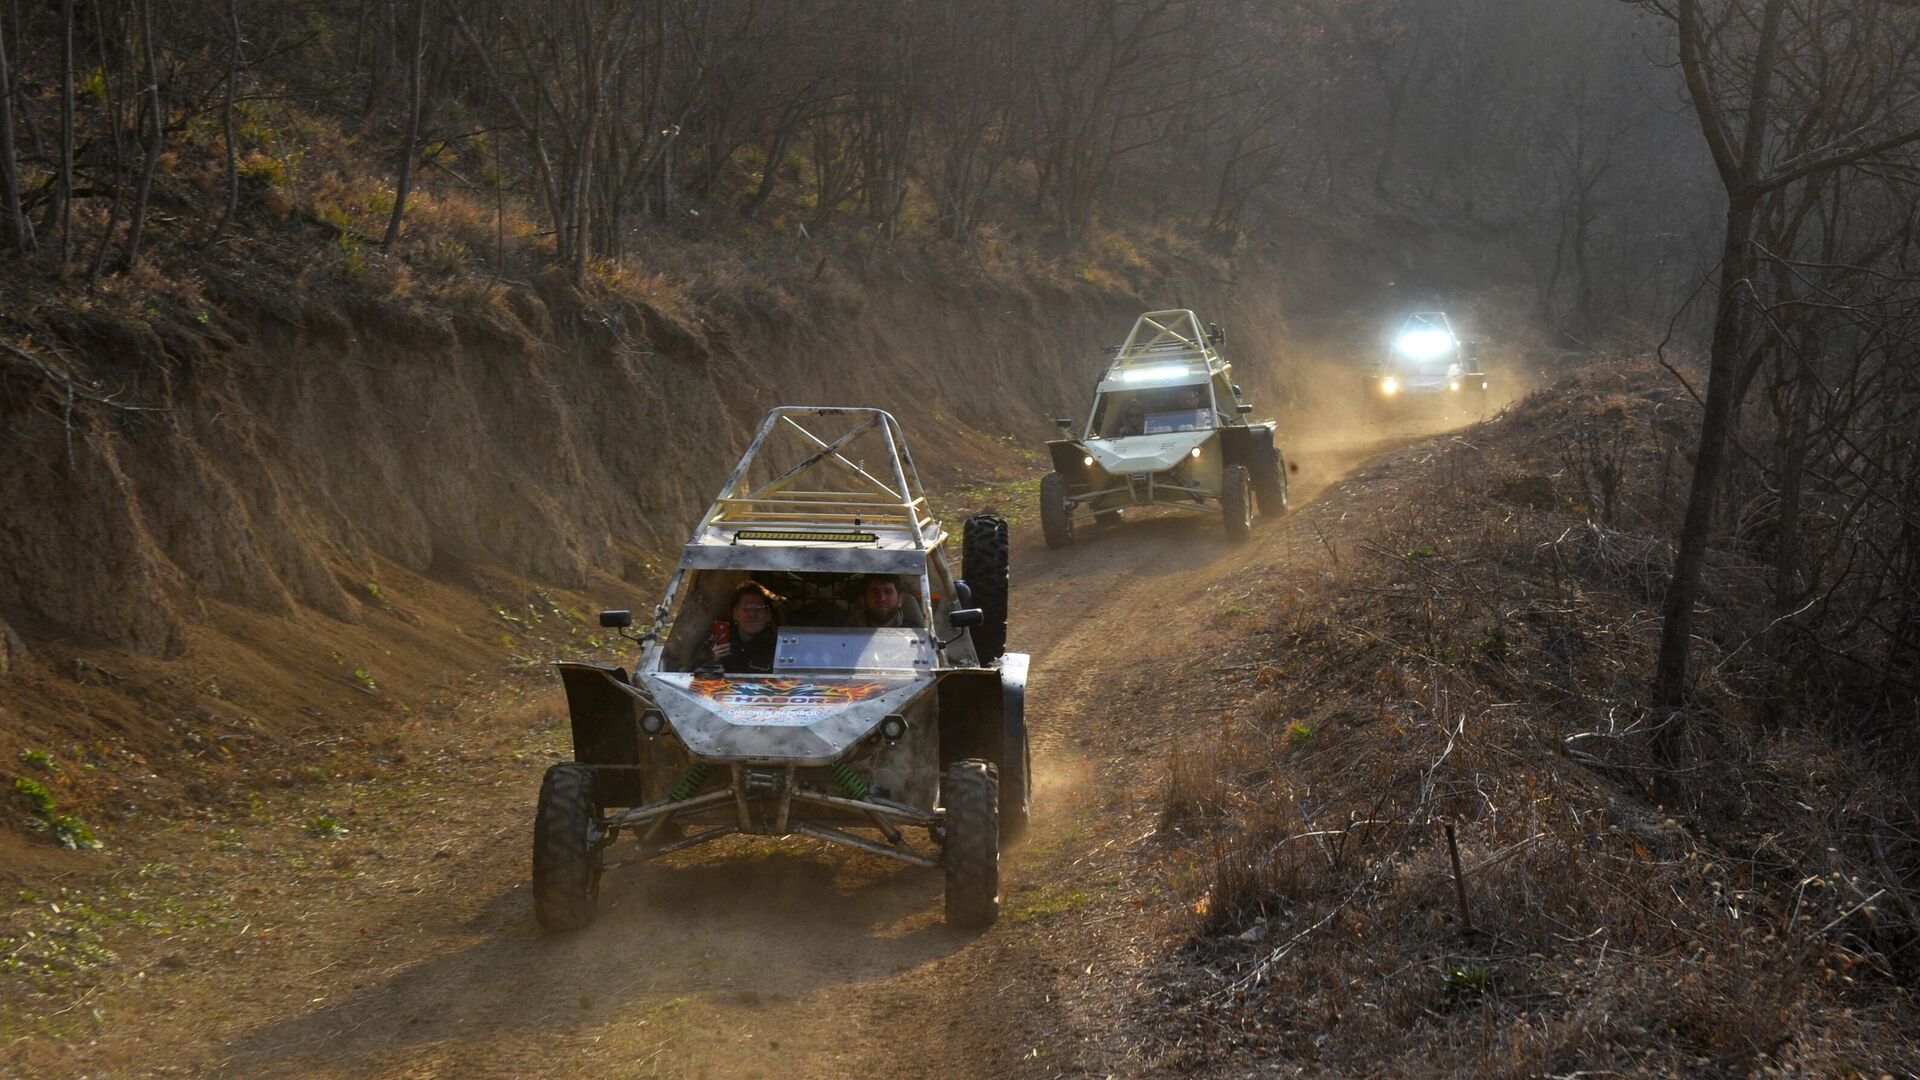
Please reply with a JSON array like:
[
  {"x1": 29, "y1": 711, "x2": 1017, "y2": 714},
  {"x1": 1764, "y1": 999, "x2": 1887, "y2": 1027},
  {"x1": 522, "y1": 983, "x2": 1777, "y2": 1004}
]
[
  {"x1": 533, "y1": 764, "x2": 603, "y2": 932},
  {"x1": 1039, "y1": 473, "x2": 1073, "y2": 549},
  {"x1": 1222, "y1": 465, "x2": 1253, "y2": 542},
  {"x1": 962, "y1": 515, "x2": 1010, "y2": 663},
  {"x1": 942, "y1": 760, "x2": 1000, "y2": 928}
]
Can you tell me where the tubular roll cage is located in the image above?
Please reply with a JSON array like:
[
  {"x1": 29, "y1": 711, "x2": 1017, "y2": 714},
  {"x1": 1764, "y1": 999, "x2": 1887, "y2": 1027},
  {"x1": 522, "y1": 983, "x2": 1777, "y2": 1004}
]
[
  {"x1": 641, "y1": 407, "x2": 947, "y2": 652},
  {"x1": 1106, "y1": 309, "x2": 1222, "y2": 370},
  {"x1": 703, "y1": 406, "x2": 939, "y2": 543}
]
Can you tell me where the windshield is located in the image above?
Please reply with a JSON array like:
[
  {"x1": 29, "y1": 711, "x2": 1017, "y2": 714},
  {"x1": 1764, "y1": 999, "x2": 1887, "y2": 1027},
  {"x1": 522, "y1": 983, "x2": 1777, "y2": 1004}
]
[
  {"x1": 1089, "y1": 385, "x2": 1217, "y2": 438},
  {"x1": 659, "y1": 568, "x2": 933, "y2": 673}
]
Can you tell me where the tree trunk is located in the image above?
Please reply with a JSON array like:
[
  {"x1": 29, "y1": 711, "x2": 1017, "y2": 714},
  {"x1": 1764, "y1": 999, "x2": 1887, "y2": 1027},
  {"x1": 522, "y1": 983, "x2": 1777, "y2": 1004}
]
[
  {"x1": 123, "y1": 0, "x2": 163, "y2": 266},
  {"x1": 211, "y1": 0, "x2": 242, "y2": 244},
  {"x1": 0, "y1": 9, "x2": 28, "y2": 252},
  {"x1": 1651, "y1": 0, "x2": 1788, "y2": 710},
  {"x1": 382, "y1": 0, "x2": 426, "y2": 249},
  {"x1": 1654, "y1": 192, "x2": 1758, "y2": 709},
  {"x1": 56, "y1": 0, "x2": 73, "y2": 262}
]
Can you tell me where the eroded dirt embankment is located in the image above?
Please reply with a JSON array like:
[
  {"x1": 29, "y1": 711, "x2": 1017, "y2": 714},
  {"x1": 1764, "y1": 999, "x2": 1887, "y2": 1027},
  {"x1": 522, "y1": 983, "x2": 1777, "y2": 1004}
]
[{"x1": 0, "y1": 265, "x2": 1273, "y2": 691}]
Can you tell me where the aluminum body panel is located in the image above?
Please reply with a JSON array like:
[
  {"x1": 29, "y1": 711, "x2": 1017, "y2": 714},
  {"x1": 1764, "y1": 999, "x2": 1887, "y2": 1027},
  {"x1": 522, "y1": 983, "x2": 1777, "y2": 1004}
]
[{"x1": 642, "y1": 671, "x2": 936, "y2": 764}]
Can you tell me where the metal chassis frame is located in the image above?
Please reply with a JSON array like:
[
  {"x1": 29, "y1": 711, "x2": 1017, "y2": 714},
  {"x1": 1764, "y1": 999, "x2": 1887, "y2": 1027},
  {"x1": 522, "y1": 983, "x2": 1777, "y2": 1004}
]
[
  {"x1": 1066, "y1": 476, "x2": 1217, "y2": 524},
  {"x1": 597, "y1": 767, "x2": 943, "y2": 869}
]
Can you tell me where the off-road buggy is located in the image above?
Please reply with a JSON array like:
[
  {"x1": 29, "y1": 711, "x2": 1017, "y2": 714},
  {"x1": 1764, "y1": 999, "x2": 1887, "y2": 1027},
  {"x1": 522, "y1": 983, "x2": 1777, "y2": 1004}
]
[
  {"x1": 1039, "y1": 309, "x2": 1287, "y2": 547},
  {"x1": 1367, "y1": 311, "x2": 1488, "y2": 407},
  {"x1": 533, "y1": 407, "x2": 1029, "y2": 931}
]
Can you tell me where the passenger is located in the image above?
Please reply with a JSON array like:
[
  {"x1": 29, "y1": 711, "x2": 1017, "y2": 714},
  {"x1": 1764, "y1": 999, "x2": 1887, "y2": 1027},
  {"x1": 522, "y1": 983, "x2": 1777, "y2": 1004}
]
[
  {"x1": 695, "y1": 581, "x2": 781, "y2": 673},
  {"x1": 848, "y1": 574, "x2": 922, "y2": 628},
  {"x1": 1115, "y1": 398, "x2": 1148, "y2": 437}
]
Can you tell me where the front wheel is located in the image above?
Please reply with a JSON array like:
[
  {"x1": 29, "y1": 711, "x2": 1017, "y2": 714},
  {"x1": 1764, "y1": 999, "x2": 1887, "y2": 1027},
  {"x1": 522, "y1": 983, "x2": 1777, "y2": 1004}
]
[
  {"x1": 533, "y1": 764, "x2": 604, "y2": 932},
  {"x1": 1253, "y1": 447, "x2": 1288, "y2": 517},
  {"x1": 1039, "y1": 473, "x2": 1074, "y2": 549},
  {"x1": 1222, "y1": 464, "x2": 1253, "y2": 543},
  {"x1": 943, "y1": 760, "x2": 1000, "y2": 928}
]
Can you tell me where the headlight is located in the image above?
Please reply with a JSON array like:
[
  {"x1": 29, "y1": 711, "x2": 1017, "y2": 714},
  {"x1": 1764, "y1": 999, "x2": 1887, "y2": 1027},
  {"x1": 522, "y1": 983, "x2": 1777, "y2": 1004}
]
[
  {"x1": 1449, "y1": 381, "x2": 1461, "y2": 392},
  {"x1": 1082, "y1": 455, "x2": 1094, "y2": 468},
  {"x1": 1380, "y1": 376, "x2": 1400, "y2": 396},
  {"x1": 1394, "y1": 329, "x2": 1454, "y2": 360},
  {"x1": 1189, "y1": 447, "x2": 1201, "y2": 459},
  {"x1": 640, "y1": 709, "x2": 666, "y2": 736}
]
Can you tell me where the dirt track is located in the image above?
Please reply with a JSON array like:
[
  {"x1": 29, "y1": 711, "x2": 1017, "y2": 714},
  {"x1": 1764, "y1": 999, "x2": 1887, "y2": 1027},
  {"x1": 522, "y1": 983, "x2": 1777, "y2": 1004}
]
[{"x1": 1, "y1": 427, "x2": 1431, "y2": 1079}]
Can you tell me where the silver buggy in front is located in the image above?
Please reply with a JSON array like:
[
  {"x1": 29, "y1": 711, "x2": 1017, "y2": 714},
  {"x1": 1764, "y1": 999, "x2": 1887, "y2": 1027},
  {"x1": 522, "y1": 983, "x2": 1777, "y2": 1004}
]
[{"x1": 533, "y1": 407, "x2": 1028, "y2": 930}]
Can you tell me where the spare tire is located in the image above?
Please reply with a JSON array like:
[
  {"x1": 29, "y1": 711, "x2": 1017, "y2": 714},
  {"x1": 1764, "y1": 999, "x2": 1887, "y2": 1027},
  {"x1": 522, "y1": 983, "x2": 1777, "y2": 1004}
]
[{"x1": 962, "y1": 514, "x2": 1010, "y2": 663}]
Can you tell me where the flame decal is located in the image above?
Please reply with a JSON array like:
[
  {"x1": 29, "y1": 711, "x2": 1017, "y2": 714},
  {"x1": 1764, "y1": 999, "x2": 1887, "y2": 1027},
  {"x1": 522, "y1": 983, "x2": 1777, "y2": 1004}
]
[{"x1": 689, "y1": 678, "x2": 888, "y2": 708}]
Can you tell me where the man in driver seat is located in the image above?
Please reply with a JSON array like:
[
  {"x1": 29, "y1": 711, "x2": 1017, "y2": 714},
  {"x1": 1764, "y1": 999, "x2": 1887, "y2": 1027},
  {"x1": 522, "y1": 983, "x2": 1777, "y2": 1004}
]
[{"x1": 847, "y1": 574, "x2": 922, "y2": 628}]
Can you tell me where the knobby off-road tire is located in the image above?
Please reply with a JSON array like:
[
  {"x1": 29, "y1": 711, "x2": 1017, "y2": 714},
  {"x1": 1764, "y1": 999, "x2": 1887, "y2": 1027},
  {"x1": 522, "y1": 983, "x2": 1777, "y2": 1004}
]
[
  {"x1": 1222, "y1": 464, "x2": 1254, "y2": 543},
  {"x1": 1252, "y1": 446, "x2": 1289, "y2": 517},
  {"x1": 1039, "y1": 473, "x2": 1074, "y2": 549},
  {"x1": 962, "y1": 514, "x2": 1010, "y2": 663},
  {"x1": 533, "y1": 764, "x2": 603, "y2": 932},
  {"x1": 943, "y1": 760, "x2": 1000, "y2": 929}
]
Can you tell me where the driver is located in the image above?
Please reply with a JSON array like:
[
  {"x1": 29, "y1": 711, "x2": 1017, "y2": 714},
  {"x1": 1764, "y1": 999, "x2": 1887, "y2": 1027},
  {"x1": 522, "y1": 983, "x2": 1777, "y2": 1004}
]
[
  {"x1": 848, "y1": 574, "x2": 922, "y2": 628},
  {"x1": 1116, "y1": 398, "x2": 1148, "y2": 437},
  {"x1": 695, "y1": 581, "x2": 781, "y2": 673}
]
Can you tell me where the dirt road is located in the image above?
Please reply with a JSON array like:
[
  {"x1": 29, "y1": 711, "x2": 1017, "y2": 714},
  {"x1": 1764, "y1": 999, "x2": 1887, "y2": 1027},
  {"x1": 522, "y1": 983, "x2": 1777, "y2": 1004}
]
[{"x1": 1, "y1": 430, "x2": 1420, "y2": 1079}]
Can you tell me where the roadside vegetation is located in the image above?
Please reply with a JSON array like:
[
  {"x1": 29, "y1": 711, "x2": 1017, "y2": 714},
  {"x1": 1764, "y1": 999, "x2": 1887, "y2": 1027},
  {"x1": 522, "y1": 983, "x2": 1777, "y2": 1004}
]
[{"x1": 1153, "y1": 360, "x2": 1920, "y2": 1073}]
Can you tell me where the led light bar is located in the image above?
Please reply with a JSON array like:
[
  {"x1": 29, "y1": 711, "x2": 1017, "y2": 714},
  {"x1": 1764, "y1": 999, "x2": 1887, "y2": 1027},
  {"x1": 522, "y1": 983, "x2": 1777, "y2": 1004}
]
[
  {"x1": 1119, "y1": 364, "x2": 1197, "y2": 383},
  {"x1": 733, "y1": 530, "x2": 879, "y2": 543}
]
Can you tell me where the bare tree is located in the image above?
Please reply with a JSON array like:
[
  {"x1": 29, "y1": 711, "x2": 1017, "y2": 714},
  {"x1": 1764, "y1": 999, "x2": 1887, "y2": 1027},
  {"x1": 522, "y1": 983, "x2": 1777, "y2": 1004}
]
[{"x1": 1646, "y1": 0, "x2": 1920, "y2": 709}]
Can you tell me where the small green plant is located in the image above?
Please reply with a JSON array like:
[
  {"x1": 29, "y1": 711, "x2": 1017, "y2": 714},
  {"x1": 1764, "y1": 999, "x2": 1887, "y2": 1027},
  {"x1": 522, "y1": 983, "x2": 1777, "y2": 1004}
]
[
  {"x1": 1284, "y1": 721, "x2": 1315, "y2": 746},
  {"x1": 1008, "y1": 887, "x2": 1093, "y2": 924},
  {"x1": 238, "y1": 150, "x2": 290, "y2": 187},
  {"x1": 365, "y1": 581, "x2": 382, "y2": 601},
  {"x1": 48, "y1": 814, "x2": 103, "y2": 852},
  {"x1": 13, "y1": 777, "x2": 104, "y2": 850},
  {"x1": 352, "y1": 666, "x2": 377, "y2": 691},
  {"x1": 18, "y1": 749, "x2": 59, "y2": 775},
  {"x1": 1474, "y1": 628, "x2": 1510, "y2": 660},
  {"x1": 337, "y1": 230, "x2": 367, "y2": 278},
  {"x1": 1442, "y1": 963, "x2": 1494, "y2": 1004},
  {"x1": 303, "y1": 815, "x2": 349, "y2": 840},
  {"x1": 1406, "y1": 545, "x2": 1439, "y2": 559},
  {"x1": 1222, "y1": 605, "x2": 1251, "y2": 617},
  {"x1": 13, "y1": 776, "x2": 56, "y2": 815},
  {"x1": 78, "y1": 67, "x2": 107, "y2": 105}
]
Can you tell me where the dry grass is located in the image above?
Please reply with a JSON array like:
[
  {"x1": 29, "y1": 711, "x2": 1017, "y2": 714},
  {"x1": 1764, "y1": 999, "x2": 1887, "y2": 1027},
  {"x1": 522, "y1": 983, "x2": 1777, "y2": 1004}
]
[{"x1": 1147, "y1": 360, "x2": 1920, "y2": 1076}]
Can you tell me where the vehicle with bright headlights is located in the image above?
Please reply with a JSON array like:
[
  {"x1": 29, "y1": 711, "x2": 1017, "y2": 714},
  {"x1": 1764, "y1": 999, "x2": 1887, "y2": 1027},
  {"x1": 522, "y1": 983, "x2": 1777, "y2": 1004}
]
[
  {"x1": 1370, "y1": 311, "x2": 1487, "y2": 406},
  {"x1": 534, "y1": 407, "x2": 1031, "y2": 931},
  {"x1": 1038, "y1": 309, "x2": 1287, "y2": 547}
]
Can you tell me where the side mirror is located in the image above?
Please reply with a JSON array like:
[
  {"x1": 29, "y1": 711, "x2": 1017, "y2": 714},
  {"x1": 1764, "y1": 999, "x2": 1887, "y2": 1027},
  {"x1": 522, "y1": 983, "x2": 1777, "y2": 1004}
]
[
  {"x1": 599, "y1": 609, "x2": 633, "y2": 629},
  {"x1": 1236, "y1": 403, "x2": 1253, "y2": 415},
  {"x1": 1055, "y1": 417, "x2": 1072, "y2": 432},
  {"x1": 949, "y1": 608, "x2": 985, "y2": 628},
  {"x1": 1208, "y1": 323, "x2": 1226, "y2": 345}
]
